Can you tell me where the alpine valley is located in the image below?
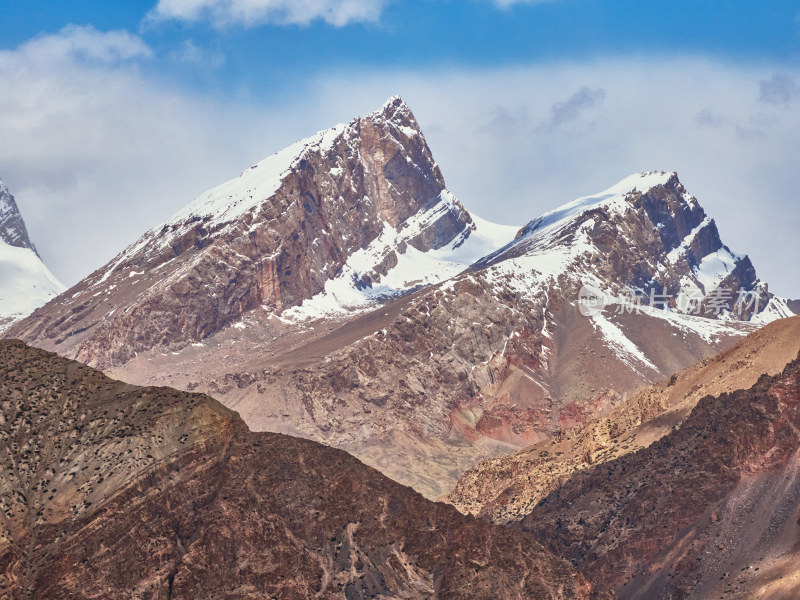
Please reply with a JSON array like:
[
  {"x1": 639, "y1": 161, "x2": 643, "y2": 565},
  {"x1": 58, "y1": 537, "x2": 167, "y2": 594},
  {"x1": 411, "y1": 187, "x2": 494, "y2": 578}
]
[{"x1": 4, "y1": 97, "x2": 800, "y2": 600}]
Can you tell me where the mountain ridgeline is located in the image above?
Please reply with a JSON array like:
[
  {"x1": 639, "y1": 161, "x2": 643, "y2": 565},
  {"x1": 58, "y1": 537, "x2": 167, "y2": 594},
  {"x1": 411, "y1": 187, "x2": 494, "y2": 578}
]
[{"x1": 5, "y1": 98, "x2": 796, "y2": 500}]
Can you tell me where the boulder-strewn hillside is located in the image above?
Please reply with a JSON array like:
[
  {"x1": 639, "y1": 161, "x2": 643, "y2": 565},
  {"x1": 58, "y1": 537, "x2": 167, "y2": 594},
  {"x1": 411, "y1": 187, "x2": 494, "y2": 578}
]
[
  {"x1": 446, "y1": 315, "x2": 800, "y2": 521},
  {"x1": 0, "y1": 178, "x2": 64, "y2": 332},
  {"x1": 518, "y1": 345, "x2": 800, "y2": 600},
  {"x1": 0, "y1": 339, "x2": 612, "y2": 600}
]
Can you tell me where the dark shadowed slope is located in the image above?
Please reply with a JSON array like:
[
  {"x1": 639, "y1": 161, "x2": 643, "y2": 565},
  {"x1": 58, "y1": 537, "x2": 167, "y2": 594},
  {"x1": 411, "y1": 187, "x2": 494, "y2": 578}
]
[{"x1": 0, "y1": 340, "x2": 611, "y2": 600}]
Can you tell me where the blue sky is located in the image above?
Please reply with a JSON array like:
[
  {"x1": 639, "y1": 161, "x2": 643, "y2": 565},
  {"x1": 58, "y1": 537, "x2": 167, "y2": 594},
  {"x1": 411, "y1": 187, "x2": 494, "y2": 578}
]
[
  {"x1": 4, "y1": 1, "x2": 799, "y2": 91},
  {"x1": 1, "y1": 0, "x2": 799, "y2": 296}
]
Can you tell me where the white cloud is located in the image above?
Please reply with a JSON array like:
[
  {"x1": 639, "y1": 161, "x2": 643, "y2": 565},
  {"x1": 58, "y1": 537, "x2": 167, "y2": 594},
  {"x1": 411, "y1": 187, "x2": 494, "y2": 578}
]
[
  {"x1": 759, "y1": 74, "x2": 800, "y2": 105},
  {"x1": 14, "y1": 25, "x2": 153, "y2": 65},
  {"x1": 147, "y1": 0, "x2": 389, "y2": 27}
]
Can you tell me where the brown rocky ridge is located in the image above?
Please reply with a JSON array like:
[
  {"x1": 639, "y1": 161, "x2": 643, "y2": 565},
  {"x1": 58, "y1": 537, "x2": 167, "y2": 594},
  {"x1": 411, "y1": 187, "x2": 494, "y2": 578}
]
[
  {"x1": 446, "y1": 315, "x2": 800, "y2": 523},
  {"x1": 0, "y1": 339, "x2": 613, "y2": 599},
  {"x1": 6, "y1": 102, "x2": 794, "y2": 500},
  {"x1": 517, "y1": 343, "x2": 800, "y2": 599}
]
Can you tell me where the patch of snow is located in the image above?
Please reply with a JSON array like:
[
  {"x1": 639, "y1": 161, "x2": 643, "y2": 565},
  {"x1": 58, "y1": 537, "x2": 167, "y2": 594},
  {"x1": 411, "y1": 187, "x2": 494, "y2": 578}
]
[
  {"x1": 750, "y1": 296, "x2": 796, "y2": 325},
  {"x1": 693, "y1": 247, "x2": 740, "y2": 293},
  {"x1": 0, "y1": 240, "x2": 65, "y2": 330},
  {"x1": 589, "y1": 308, "x2": 658, "y2": 375}
]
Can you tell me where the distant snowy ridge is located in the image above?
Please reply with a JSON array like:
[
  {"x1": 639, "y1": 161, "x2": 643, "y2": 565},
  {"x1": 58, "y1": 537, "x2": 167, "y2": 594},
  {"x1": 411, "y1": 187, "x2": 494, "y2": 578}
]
[
  {"x1": 0, "y1": 178, "x2": 65, "y2": 331},
  {"x1": 481, "y1": 171, "x2": 792, "y2": 323}
]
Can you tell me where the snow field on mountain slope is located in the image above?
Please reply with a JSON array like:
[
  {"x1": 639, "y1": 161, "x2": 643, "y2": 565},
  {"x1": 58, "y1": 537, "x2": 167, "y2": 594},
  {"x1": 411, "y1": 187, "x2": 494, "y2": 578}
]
[
  {"x1": 280, "y1": 193, "x2": 517, "y2": 322},
  {"x1": 0, "y1": 241, "x2": 65, "y2": 325}
]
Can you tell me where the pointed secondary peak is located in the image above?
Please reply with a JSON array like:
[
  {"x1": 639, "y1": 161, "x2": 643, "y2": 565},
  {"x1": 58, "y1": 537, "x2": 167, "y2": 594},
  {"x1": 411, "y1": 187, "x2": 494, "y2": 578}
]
[
  {"x1": 0, "y1": 176, "x2": 38, "y2": 254},
  {"x1": 368, "y1": 95, "x2": 421, "y2": 137},
  {"x1": 377, "y1": 94, "x2": 410, "y2": 115}
]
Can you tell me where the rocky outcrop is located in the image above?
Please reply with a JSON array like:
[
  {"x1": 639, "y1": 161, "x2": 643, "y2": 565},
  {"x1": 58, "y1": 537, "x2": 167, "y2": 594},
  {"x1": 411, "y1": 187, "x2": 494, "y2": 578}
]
[
  {"x1": 519, "y1": 346, "x2": 800, "y2": 599},
  {"x1": 0, "y1": 179, "x2": 37, "y2": 253},
  {"x1": 0, "y1": 340, "x2": 612, "y2": 600}
]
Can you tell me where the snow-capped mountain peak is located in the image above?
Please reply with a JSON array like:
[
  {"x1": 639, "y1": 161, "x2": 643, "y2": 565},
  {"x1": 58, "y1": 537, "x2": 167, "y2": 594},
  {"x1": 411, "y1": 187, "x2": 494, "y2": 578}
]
[
  {"x1": 149, "y1": 96, "x2": 425, "y2": 249},
  {"x1": 476, "y1": 170, "x2": 790, "y2": 335},
  {"x1": 520, "y1": 171, "x2": 678, "y2": 240}
]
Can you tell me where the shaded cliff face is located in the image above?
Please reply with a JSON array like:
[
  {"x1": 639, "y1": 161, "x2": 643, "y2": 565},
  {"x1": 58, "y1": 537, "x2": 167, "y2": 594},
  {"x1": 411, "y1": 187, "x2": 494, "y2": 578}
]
[
  {"x1": 518, "y1": 348, "x2": 800, "y2": 600},
  {"x1": 7, "y1": 97, "x2": 482, "y2": 368},
  {"x1": 0, "y1": 340, "x2": 612, "y2": 600},
  {"x1": 446, "y1": 315, "x2": 800, "y2": 523},
  {"x1": 0, "y1": 179, "x2": 37, "y2": 253}
]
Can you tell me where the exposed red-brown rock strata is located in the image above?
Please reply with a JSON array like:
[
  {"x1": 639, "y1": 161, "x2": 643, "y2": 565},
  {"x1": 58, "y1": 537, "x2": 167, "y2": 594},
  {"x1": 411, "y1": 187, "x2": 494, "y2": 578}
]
[
  {"x1": 446, "y1": 315, "x2": 800, "y2": 523},
  {"x1": 519, "y1": 345, "x2": 800, "y2": 599}
]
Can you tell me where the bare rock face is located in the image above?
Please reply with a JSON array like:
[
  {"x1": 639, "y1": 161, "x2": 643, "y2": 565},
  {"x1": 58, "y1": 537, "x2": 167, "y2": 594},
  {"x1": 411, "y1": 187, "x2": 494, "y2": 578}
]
[
  {"x1": 446, "y1": 315, "x2": 800, "y2": 523},
  {"x1": 7, "y1": 97, "x2": 475, "y2": 368},
  {"x1": 518, "y1": 346, "x2": 800, "y2": 600},
  {"x1": 0, "y1": 179, "x2": 37, "y2": 253},
  {"x1": 0, "y1": 340, "x2": 613, "y2": 600},
  {"x1": 483, "y1": 171, "x2": 774, "y2": 319}
]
